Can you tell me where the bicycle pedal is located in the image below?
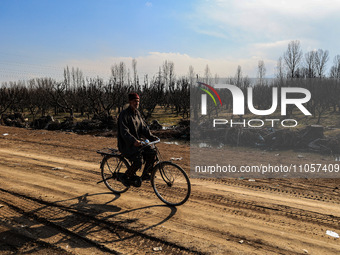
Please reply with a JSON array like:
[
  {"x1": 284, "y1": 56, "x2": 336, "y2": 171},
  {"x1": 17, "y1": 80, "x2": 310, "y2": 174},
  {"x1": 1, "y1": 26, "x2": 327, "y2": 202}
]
[
  {"x1": 118, "y1": 174, "x2": 131, "y2": 188},
  {"x1": 131, "y1": 176, "x2": 142, "y2": 187}
]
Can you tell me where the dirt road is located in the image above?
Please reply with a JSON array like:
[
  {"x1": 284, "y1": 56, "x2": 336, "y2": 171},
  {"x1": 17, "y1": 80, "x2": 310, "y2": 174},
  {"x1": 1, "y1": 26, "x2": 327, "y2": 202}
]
[{"x1": 0, "y1": 126, "x2": 339, "y2": 254}]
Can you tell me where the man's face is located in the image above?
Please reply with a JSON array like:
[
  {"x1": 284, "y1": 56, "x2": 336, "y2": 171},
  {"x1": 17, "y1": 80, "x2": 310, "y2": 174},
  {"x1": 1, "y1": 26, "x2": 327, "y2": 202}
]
[{"x1": 129, "y1": 99, "x2": 140, "y2": 110}]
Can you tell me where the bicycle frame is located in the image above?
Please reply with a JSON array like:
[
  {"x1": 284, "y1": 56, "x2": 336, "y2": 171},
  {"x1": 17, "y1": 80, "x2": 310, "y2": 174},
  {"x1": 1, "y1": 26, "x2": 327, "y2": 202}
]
[
  {"x1": 136, "y1": 139, "x2": 174, "y2": 185},
  {"x1": 98, "y1": 139, "x2": 172, "y2": 185}
]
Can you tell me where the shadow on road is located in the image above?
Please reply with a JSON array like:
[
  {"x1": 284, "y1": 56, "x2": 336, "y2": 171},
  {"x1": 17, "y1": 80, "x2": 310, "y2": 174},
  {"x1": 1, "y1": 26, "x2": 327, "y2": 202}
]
[{"x1": 0, "y1": 191, "x2": 177, "y2": 253}]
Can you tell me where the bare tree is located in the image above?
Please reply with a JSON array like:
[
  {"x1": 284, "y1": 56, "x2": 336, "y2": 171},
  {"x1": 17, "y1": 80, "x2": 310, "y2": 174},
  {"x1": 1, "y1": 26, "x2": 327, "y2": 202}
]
[
  {"x1": 111, "y1": 62, "x2": 127, "y2": 86},
  {"x1": 8, "y1": 82, "x2": 27, "y2": 113},
  {"x1": 132, "y1": 58, "x2": 138, "y2": 89},
  {"x1": 214, "y1": 73, "x2": 220, "y2": 84},
  {"x1": 314, "y1": 49, "x2": 329, "y2": 78},
  {"x1": 329, "y1": 55, "x2": 340, "y2": 79},
  {"x1": 127, "y1": 69, "x2": 131, "y2": 86},
  {"x1": 169, "y1": 62, "x2": 175, "y2": 89},
  {"x1": 170, "y1": 78, "x2": 190, "y2": 118},
  {"x1": 276, "y1": 57, "x2": 285, "y2": 84},
  {"x1": 304, "y1": 51, "x2": 316, "y2": 78},
  {"x1": 257, "y1": 60, "x2": 266, "y2": 85},
  {"x1": 25, "y1": 80, "x2": 39, "y2": 120},
  {"x1": 0, "y1": 85, "x2": 14, "y2": 117},
  {"x1": 139, "y1": 76, "x2": 163, "y2": 120},
  {"x1": 235, "y1": 65, "x2": 243, "y2": 87},
  {"x1": 49, "y1": 67, "x2": 84, "y2": 119},
  {"x1": 50, "y1": 82, "x2": 75, "y2": 118},
  {"x1": 204, "y1": 64, "x2": 211, "y2": 84},
  {"x1": 162, "y1": 60, "x2": 169, "y2": 85},
  {"x1": 35, "y1": 78, "x2": 53, "y2": 117},
  {"x1": 188, "y1": 65, "x2": 199, "y2": 121},
  {"x1": 71, "y1": 67, "x2": 83, "y2": 87},
  {"x1": 188, "y1": 65, "x2": 195, "y2": 85},
  {"x1": 284, "y1": 40, "x2": 303, "y2": 78},
  {"x1": 110, "y1": 62, "x2": 132, "y2": 113}
]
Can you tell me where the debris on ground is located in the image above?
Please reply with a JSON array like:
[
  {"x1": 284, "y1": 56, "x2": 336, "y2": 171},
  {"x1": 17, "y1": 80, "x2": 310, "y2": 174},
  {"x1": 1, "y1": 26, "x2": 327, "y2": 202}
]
[
  {"x1": 152, "y1": 247, "x2": 162, "y2": 251},
  {"x1": 150, "y1": 120, "x2": 163, "y2": 130},
  {"x1": 51, "y1": 167, "x2": 64, "y2": 170},
  {"x1": 1, "y1": 113, "x2": 28, "y2": 128},
  {"x1": 194, "y1": 124, "x2": 340, "y2": 155},
  {"x1": 170, "y1": 157, "x2": 183, "y2": 161},
  {"x1": 326, "y1": 230, "x2": 339, "y2": 238}
]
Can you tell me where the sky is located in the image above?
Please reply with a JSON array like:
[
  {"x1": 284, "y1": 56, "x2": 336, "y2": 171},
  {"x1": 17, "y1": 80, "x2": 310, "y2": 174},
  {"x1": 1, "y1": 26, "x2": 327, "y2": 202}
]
[{"x1": 1, "y1": 0, "x2": 340, "y2": 83}]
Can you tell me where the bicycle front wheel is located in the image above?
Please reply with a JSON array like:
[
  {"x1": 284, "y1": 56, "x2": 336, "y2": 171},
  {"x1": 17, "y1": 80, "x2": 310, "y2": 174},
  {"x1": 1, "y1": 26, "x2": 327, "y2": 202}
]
[
  {"x1": 100, "y1": 155, "x2": 130, "y2": 193},
  {"x1": 151, "y1": 161, "x2": 191, "y2": 206}
]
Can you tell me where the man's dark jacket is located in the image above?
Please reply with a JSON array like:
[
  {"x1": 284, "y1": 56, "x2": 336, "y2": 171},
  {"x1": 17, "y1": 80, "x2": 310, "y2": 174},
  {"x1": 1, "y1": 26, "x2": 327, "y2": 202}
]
[{"x1": 117, "y1": 106, "x2": 156, "y2": 157}]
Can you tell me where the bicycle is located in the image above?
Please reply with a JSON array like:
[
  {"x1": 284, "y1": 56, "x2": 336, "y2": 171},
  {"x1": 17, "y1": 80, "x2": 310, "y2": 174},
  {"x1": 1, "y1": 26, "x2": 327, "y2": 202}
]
[{"x1": 96, "y1": 139, "x2": 191, "y2": 206}]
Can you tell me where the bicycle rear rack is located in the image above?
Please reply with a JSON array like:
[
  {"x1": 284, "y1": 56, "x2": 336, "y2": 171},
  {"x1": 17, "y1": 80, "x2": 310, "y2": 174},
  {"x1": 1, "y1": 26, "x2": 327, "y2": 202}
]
[{"x1": 96, "y1": 148, "x2": 121, "y2": 156}]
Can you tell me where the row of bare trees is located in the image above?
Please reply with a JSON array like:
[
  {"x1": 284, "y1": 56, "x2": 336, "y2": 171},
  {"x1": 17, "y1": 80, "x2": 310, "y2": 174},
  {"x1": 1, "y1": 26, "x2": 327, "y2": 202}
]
[
  {"x1": 276, "y1": 40, "x2": 340, "y2": 79},
  {"x1": 0, "y1": 62, "x2": 190, "y2": 121}
]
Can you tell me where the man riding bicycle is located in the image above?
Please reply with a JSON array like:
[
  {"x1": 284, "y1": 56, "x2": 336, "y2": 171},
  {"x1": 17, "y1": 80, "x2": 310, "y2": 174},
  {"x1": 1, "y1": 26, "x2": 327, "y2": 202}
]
[{"x1": 117, "y1": 92, "x2": 158, "y2": 187}]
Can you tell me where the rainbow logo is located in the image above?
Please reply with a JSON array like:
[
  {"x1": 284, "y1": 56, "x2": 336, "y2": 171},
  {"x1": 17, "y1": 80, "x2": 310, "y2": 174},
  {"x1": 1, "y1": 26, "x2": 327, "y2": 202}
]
[{"x1": 197, "y1": 82, "x2": 223, "y2": 106}]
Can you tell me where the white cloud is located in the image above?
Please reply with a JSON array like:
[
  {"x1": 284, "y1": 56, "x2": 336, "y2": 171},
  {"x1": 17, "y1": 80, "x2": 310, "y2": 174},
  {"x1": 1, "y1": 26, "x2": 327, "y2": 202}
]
[
  {"x1": 192, "y1": 0, "x2": 340, "y2": 41},
  {"x1": 195, "y1": 29, "x2": 230, "y2": 39},
  {"x1": 145, "y1": 2, "x2": 152, "y2": 7}
]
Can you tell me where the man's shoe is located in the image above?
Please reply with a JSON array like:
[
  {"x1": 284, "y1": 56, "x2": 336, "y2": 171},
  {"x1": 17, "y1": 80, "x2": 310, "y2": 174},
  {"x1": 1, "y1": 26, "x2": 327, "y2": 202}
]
[
  {"x1": 141, "y1": 173, "x2": 151, "y2": 181},
  {"x1": 130, "y1": 175, "x2": 142, "y2": 187},
  {"x1": 119, "y1": 174, "x2": 131, "y2": 187}
]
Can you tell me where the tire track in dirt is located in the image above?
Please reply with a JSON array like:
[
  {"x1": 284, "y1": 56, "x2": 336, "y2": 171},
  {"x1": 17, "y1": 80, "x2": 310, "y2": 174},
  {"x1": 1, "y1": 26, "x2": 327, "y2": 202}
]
[
  {"x1": 0, "y1": 188, "x2": 202, "y2": 255},
  {"x1": 0, "y1": 225, "x2": 73, "y2": 255},
  {"x1": 203, "y1": 178, "x2": 340, "y2": 204},
  {"x1": 190, "y1": 191, "x2": 340, "y2": 228},
  {"x1": 0, "y1": 135, "x2": 95, "y2": 152},
  {"x1": 0, "y1": 200, "x2": 111, "y2": 255}
]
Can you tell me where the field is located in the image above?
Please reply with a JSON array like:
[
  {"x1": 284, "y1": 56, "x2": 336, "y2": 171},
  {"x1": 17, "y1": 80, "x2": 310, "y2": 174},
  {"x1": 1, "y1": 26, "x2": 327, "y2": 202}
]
[{"x1": 0, "y1": 125, "x2": 340, "y2": 254}]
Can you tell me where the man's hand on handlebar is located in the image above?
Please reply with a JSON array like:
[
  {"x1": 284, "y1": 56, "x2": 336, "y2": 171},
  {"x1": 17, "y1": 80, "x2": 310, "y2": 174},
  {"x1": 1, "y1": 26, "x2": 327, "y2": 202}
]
[{"x1": 135, "y1": 138, "x2": 160, "y2": 147}]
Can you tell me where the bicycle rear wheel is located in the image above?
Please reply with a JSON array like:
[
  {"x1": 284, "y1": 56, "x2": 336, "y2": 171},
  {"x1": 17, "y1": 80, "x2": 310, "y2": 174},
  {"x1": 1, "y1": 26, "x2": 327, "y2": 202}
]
[
  {"x1": 100, "y1": 155, "x2": 130, "y2": 193},
  {"x1": 151, "y1": 161, "x2": 191, "y2": 206}
]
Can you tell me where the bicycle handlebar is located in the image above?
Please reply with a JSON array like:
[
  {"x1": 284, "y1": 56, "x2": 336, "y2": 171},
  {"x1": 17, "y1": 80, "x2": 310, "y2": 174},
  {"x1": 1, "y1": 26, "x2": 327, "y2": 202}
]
[{"x1": 140, "y1": 138, "x2": 160, "y2": 146}]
